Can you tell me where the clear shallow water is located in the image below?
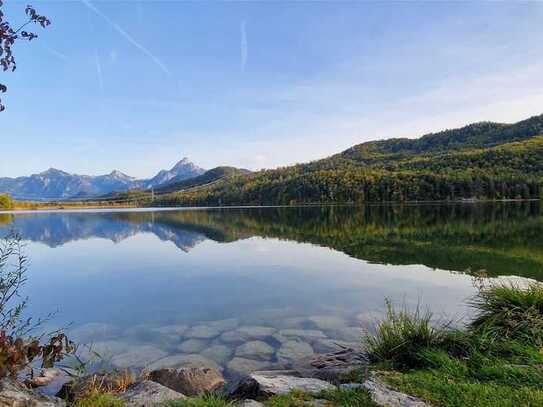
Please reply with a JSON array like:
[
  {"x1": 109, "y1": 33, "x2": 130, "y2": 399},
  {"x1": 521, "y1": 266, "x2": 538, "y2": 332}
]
[{"x1": 0, "y1": 203, "x2": 541, "y2": 375}]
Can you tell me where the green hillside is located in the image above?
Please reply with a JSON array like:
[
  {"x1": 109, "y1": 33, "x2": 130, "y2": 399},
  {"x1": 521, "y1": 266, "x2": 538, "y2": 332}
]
[
  {"x1": 152, "y1": 114, "x2": 543, "y2": 206},
  {"x1": 156, "y1": 166, "x2": 250, "y2": 193}
]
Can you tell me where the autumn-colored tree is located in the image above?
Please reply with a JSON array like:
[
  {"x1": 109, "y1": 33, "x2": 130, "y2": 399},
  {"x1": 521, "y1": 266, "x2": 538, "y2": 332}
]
[{"x1": 0, "y1": 1, "x2": 50, "y2": 112}]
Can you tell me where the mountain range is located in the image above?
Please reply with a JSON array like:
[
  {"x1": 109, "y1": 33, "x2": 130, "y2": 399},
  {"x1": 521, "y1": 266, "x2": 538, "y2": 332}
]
[
  {"x1": 152, "y1": 113, "x2": 543, "y2": 206},
  {"x1": 0, "y1": 157, "x2": 205, "y2": 200}
]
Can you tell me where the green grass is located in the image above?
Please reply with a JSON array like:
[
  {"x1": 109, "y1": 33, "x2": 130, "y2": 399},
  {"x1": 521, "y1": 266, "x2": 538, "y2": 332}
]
[
  {"x1": 469, "y1": 283, "x2": 543, "y2": 346},
  {"x1": 317, "y1": 388, "x2": 378, "y2": 407},
  {"x1": 363, "y1": 300, "x2": 449, "y2": 369},
  {"x1": 163, "y1": 393, "x2": 238, "y2": 407},
  {"x1": 73, "y1": 392, "x2": 125, "y2": 407},
  {"x1": 364, "y1": 283, "x2": 543, "y2": 406},
  {"x1": 264, "y1": 390, "x2": 313, "y2": 407}
]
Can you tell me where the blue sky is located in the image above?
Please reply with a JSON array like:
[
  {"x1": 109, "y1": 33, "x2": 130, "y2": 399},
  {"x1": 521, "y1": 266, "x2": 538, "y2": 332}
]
[{"x1": 2, "y1": 0, "x2": 543, "y2": 178}]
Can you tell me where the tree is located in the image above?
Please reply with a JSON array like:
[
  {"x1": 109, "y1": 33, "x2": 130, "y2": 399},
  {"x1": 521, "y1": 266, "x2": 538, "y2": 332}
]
[{"x1": 0, "y1": 1, "x2": 50, "y2": 112}]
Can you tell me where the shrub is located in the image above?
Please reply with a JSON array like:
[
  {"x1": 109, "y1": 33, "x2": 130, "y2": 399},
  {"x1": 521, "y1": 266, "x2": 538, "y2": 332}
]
[
  {"x1": 363, "y1": 300, "x2": 448, "y2": 369},
  {"x1": 469, "y1": 283, "x2": 543, "y2": 346},
  {"x1": 0, "y1": 194, "x2": 13, "y2": 210},
  {"x1": 0, "y1": 234, "x2": 74, "y2": 379}
]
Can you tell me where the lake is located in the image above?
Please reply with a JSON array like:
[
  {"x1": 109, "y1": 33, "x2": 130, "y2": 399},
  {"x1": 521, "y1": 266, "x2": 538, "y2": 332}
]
[{"x1": 0, "y1": 203, "x2": 541, "y2": 376}]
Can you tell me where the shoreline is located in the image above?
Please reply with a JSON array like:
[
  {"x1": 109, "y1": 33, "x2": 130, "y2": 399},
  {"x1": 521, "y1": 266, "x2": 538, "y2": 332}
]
[{"x1": 1, "y1": 198, "x2": 540, "y2": 214}]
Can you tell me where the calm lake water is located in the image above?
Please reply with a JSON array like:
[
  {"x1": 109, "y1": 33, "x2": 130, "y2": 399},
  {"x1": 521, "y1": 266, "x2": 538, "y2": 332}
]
[{"x1": 0, "y1": 203, "x2": 541, "y2": 375}]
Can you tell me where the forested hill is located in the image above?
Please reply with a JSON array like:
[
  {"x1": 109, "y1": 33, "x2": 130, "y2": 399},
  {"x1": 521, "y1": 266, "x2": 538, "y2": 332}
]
[{"x1": 153, "y1": 114, "x2": 543, "y2": 206}]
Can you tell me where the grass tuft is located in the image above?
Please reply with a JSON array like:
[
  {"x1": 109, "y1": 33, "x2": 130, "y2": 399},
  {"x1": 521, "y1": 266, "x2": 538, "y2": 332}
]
[
  {"x1": 363, "y1": 300, "x2": 448, "y2": 369},
  {"x1": 163, "y1": 393, "x2": 238, "y2": 407},
  {"x1": 73, "y1": 391, "x2": 125, "y2": 407},
  {"x1": 469, "y1": 282, "x2": 543, "y2": 346}
]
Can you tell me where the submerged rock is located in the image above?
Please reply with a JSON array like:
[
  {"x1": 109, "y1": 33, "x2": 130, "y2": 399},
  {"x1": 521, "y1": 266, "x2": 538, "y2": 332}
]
[
  {"x1": 232, "y1": 373, "x2": 335, "y2": 398},
  {"x1": 152, "y1": 324, "x2": 189, "y2": 337},
  {"x1": 307, "y1": 316, "x2": 347, "y2": 331},
  {"x1": 227, "y1": 358, "x2": 271, "y2": 375},
  {"x1": 0, "y1": 378, "x2": 65, "y2": 406},
  {"x1": 220, "y1": 327, "x2": 276, "y2": 344},
  {"x1": 177, "y1": 339, "x2": 209, "y2": 353},
  {"x1": 148, "y1": 367, "x2": 225, "y2": 396},
  {"x1": 185, "y1": 325, "x2": 222, "y2": 339},
  {"x1": 363, "y1": 376, "x2": 431, "y2": 407},
  {"x1": 147, "y1": 354, "x2": 222, "y2": 371},
  {"x1": 279, "y1": 329, "x2": 327, "y2": 340},
  {"x1": 235, "y1": 341, "x2": 275, "y2": 361},
  {"x1": 119, "y1": 380, "x2": 186, "y2": 406},
  {"x1": 201, "y1": 344, "x2": 233, "y2": 364},
  {"x1": 110, "y1": 346, "x2": 168, "y2": 369},
  {"x1": 277, "y1": 340, "x2": 314, "y2": 365},
  {"x1": 69, "y1": 322, "x2": 121, "y2": 343}
]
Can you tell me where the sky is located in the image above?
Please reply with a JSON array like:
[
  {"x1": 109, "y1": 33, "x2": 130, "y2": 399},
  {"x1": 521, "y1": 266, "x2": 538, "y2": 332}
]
[{"x1": 2, "y1": 0, "x2": 543, "y2": 179}]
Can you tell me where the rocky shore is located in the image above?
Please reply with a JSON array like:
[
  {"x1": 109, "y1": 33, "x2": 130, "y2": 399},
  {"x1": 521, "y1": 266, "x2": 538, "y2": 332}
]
[{"x1": 0, "y1": 348, "x2": 430, "y2": 406}]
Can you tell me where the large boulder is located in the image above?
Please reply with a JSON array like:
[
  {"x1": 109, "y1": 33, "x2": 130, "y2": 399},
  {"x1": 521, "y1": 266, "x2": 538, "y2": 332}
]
[
  {"x1": 292, "y1": 347, "x2": 368, "y2": 383},
  {"x1": 362, "y1": 376, "x2": 431, "y2": 407},
  {"x1": 119, "y1": 380, "x2": 186, "y2": 406},
  {"x1": 148, "y1": 367, "x2": 225, "y2": 396},
  {"x1": 232, "y1": 373, "x2": 335, "y2": 399},
  {"x1": 0, "y1": 378, "x2": 66, "y2": 406}
]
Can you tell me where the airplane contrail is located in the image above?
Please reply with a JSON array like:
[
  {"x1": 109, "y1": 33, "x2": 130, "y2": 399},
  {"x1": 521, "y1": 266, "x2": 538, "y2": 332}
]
[
  {"x1": 94, "y1": 48, "x2": 105, "y2": 95},
  {"x1": 81, "y1": 0, "x2": 173, "y2": 77},
  {"x1": 241, "y1": 20, "x2": 248, "y2": 73}
]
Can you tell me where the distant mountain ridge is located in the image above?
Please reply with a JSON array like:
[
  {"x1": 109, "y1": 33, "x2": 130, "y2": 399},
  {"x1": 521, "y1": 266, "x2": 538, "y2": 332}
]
[
  {"x1": 152, "y1": 113, "x2": 543, "y2": 206},
  {"x1": 0, "y1": 157, "x2": 205, "y2": 200}
]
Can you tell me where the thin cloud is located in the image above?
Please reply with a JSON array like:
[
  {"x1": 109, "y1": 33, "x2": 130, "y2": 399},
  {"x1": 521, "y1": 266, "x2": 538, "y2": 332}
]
[
  {"x1": 81, "y1": 0, "x2": 172, "y2": 77},
  {"x1": 94, "y1": 49, "x2": 104, "y2": 95},
  {"x1": 240, "y1": 20, "x2": 248, "y2": 73},
  {"x1": 41, "y1": 43, "x2": 69, "y2": 62}
]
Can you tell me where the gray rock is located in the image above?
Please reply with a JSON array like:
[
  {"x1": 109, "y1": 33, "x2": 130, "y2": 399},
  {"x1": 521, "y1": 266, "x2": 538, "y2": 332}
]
[
  {"x1": 292, "y1": 348, "x2": 368, "y2": 383},
  {"x1": 240, "y1": 400, "x2": 265, "y2": 407},
  {"x1": 148, "y1": 367, "x2": 225, "y2": 396},
  {"x1": 178, "y1": 339, "x2": 209, "y2": 353},
  {"x1": 25, "y1": 368, "x2": 62, "y2": 388},
  {"x1": 227, "y1": 358, "x2": 271, "y2": 375},
  {"x1": 111, "y1": 346, "x2": 168, "y2": 369},
  {"x1": 279, "y1": 329, "x2": 327, "y2": 340},
  {"x1": 185, "y1": 325, "x2": 222, "y2": 339},
  {"x1": 277, "y1": 340, "x2": 314, "y2": 365},
  {"x1": 201, "y1": 345, "x2": 233, "y2": 364},
  {"x1": 120, "y1": 380, "x2": 186, "y2": 406},
  {"x1": 311, "y1": 399, "x2": 333, "y2": 406},
  {"x1": 232, "y1": 373, "x2": 335, "y2": 398},
  {"x1": 363, "y1": 376, "x2": 431, "y2": 407},
  {"x1": 235, "y1": 341, "x2": 275, "y2": 361},
  {"x1": 147, "y1": 354, "x2": 222, "y2": 371},
  {"x1": 0, "y1": 378, "x2": 66, "y2": 406}
]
